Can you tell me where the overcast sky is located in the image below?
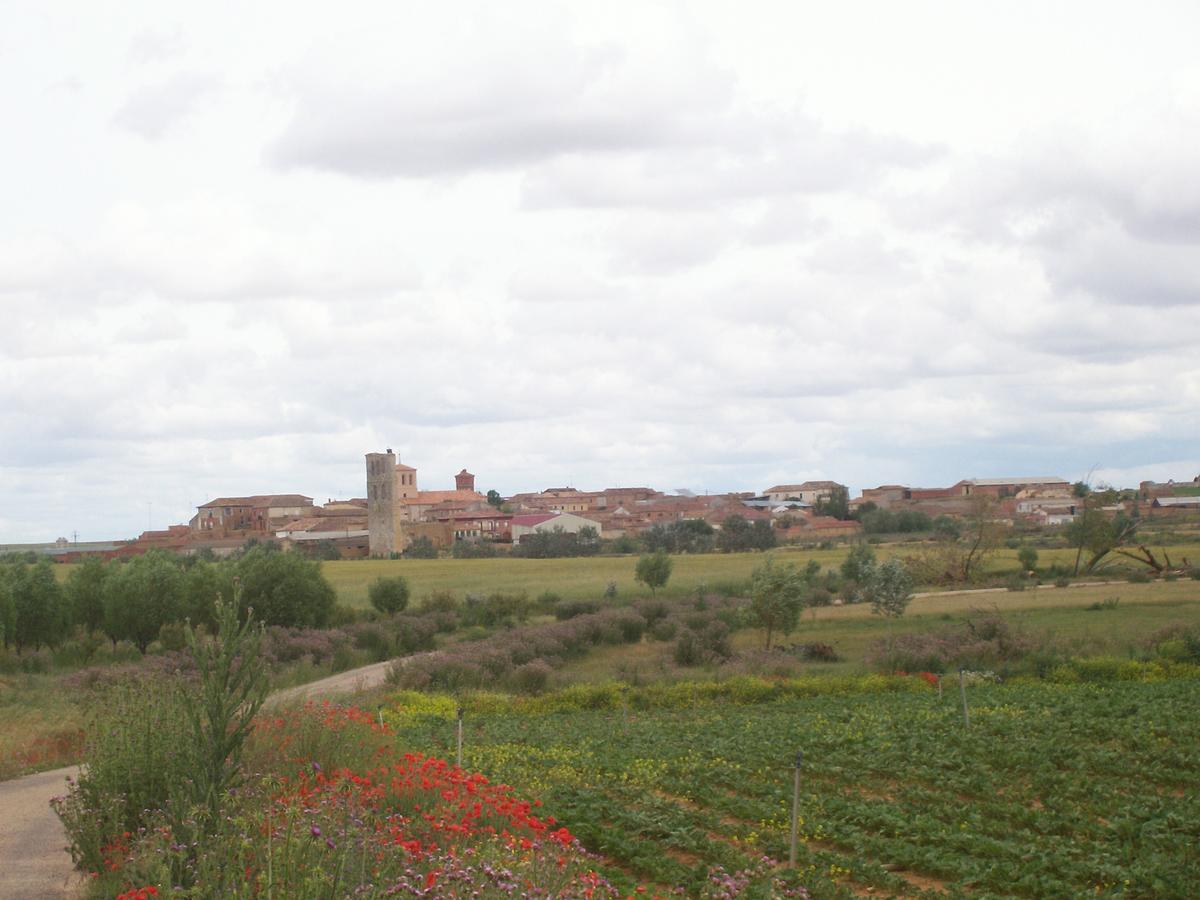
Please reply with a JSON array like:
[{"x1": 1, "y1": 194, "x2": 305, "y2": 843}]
[{"x1": 3, "y1": 1, "x2": 1199, "y2": 542}]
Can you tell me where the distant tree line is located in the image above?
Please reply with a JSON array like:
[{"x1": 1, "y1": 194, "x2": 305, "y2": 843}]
[{"x1": 0, "y1": 545, "x2": 335, "y2": 655}]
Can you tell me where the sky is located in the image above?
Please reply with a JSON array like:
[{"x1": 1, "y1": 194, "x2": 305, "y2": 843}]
[{"x1": 3, "y1": 0, "x2": 1200, "y2": 542}]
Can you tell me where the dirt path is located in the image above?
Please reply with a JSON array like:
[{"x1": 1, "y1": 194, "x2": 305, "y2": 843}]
[
  {"x1": 0, "y1": 765, "x2": 83, "y2": 899},
  {"x1": 267, "y1": 656, "x2": 403, "y2": 708},
  {"x1": 0, "y1": 654, "x2": 412, "y2": 898}
]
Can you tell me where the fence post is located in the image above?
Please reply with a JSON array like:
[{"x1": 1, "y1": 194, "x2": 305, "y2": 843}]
[
  {"x1": 958, "y1": 668, "x2": 970, "y2": 728},
  {"x1": 789, "y1": 751, "x2": 803, "y2": 867},
  {"x1": 456, "y1": 706, "x2": 464, "y2": 768},
  {"x1": 937, "y1": 675, "x2": 943, "y2": 700}
]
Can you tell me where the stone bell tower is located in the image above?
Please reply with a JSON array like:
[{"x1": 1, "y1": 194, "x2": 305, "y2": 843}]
[{"x1": 366, "y1": 449, "x2": 396, "y2": 557}]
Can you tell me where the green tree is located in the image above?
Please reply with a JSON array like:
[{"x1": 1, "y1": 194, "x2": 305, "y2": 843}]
[
  {"x1": 0, "y1": 570, "x2": 16, "y2": 650},
  {"x1": 1017, "y1": 545, "x2": 1039, "y2": 572},
  {"x1": 235, "y1": 546, "x2": 335, "y2": 628},
  {"x1": 103, "y1": 551, "x2": 184, "y2": 652},
  {"x1": 932, "y1": 515, "x2": 961, "y2": 540},
  {"x1": 13, "y1": 559, "x2": 69, "y2": 651},
  {"x1": 1067, "y1": 507, "x2": 1137, "y2": 576},
  {"x1": 867, "y1": 558, "x2": 914, "y2": 619},
  {"x1": 369, "y1": 575, "x2": 411, "y2": 615},
  {"x1": 841, "y1": 543, "x2": 877, "y2": 584},
  {"x1": 486, "y1": 489, "x2": 504, "y2": 508},
  {"x1": 66, "y1": 556, "x2": 109, "y2": 635},
  {"x1": 635, "y1": 551, "x2": 673, "y2": 596},
  {"x1": 180, "y1": 559, "x2": 237, "y2": 630},
  {"x1": 748, "y1": 557, "x2": 807, "y2": 650},
  {"x1": 814, "y1": 485, "x2": 850, "y2": 520}
]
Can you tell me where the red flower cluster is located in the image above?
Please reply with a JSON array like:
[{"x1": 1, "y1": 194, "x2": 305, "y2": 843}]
[
  {"x1": 115, "y1": 887, "x2": 158, "y2": 900},
  {"x1": 276, "y1": 750, "x2": 573, "y2": 858},
  {"x1": 258, "y1": 702, "x2": 578, "y2": 868}
]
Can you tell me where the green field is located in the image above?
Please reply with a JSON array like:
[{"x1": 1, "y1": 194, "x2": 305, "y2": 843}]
[
  {"x1": 385, "y1": 677, "x2": 1200, "y2": 897},
  {"x1": 556, "y1": 580, "x2": 1200, "y2": 682},
  {"x1": 317, "y1": 544, "x2": 1200, "y2": 608}
]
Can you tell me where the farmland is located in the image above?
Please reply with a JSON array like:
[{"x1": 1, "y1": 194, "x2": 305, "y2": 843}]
[
  {"x1": 316, "y1": 544, "x2": 1199, "y2": 608},
  {"x1": 384, "y1": 675, "x2": 1200, "y2": 897}
]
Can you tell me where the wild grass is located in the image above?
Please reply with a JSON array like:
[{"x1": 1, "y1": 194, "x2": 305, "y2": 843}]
[{"x1": 0, "y1": 672, "x2": 85, "y2": 779}]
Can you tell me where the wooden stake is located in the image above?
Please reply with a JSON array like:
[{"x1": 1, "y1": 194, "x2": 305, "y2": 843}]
[
  {"x1": 959, "y1": 669, "x2": 970, "y2": 728},
  {"x1": 789, "y1": 751, "x2": 803, "y2": 867}
]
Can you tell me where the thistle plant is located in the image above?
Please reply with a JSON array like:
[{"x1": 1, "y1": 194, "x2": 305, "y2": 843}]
[{"x1": 182, "y1": 584, "x2": 268, "y2": 831}]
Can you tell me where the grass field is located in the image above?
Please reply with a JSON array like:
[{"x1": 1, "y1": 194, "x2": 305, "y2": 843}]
[
  {"x1": 318, "y1": 544, "x2": 1200, "y2": 608},
  {"x1": 557, "y1": 580, "x2": 1200, "y2": 682}
]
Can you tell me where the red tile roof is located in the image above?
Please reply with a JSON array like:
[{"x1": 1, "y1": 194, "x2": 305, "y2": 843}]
[
  {"x1": 511, "y1": 513, "x2": 560, "y2": 527},
  {"x1": 199, "y1": 495, "x2": 313, "y2": 509}
]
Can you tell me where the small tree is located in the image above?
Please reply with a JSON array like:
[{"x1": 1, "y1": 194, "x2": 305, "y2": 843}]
[
  {"x1": 235, "y1": 546, "x2": 335, "y2": 627},
  {"x1": 867, "y1": 558, "x2": 914, "y2": 620},
  {"x1": 748, "y1": 557, "x2": 807, "y2": 650},
  {"x1": 102, "y1": 550, "x2": 184, "y2": 652},
  {"x1": 369, "y1": 575, "x2": 411, "y2": 615},
  {"x1": 635, "y1": 551, "x2": 673, "y2": 596},
  {"x1": 66, "y1": 556, "x2": 109, "y2": 635},
  {"x1": 841, "y1": 543, "x2": 876, "y2": 584},
  {"x1": 1017, "y1": 545, "x2": 1039, "y2": 573}
]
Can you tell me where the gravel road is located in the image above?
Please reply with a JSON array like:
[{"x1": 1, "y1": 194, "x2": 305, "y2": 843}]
[{"x1": 0, "y1": 765, "x2": 83, "y2": 899}]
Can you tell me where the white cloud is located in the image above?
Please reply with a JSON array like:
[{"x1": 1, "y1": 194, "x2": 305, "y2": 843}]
[{"x1": 2, "y1": 0, "x2": 1200, "y2": 540}]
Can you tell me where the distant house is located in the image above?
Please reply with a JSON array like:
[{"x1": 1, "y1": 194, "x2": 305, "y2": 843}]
[
  {"x1": 191, "y1": 494, "x2": 315, "y2": 536},
  {"x1": 507, "y1": 488, "x2": 598, "y2": 514},
  {"x1": 763, "y1": 481, "x2": 845, "y2": 505},
  {"x1": 1152, "y1": 496, "x2": 1200, "y2": 510},
  {"x1": 510, "y1": 512, "x2": 603, "y2": 543},
  {"x1": 956, "y1": 477, "x2": 1070, "y2": 499}
]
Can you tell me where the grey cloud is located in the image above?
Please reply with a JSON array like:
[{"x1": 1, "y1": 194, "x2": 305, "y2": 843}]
[
  {"x1": 112, "y1": 72, "x2": 217, "y2": 139},
  {"x1": 269, "y1": 38, "x2": 731, "y2": 178}
]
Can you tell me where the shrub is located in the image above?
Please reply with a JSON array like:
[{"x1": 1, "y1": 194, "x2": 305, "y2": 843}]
[
  {"x1": 797, "y1": 642, "x2": 839, "y2": 662},
  {"x1": 507, "y1": 659, "x2": 554, "y2": 694},
  {"x1": 649, "y1": 619, "x2": 678, "y2": 642},
  {"x1": 420, "y1": 589, "x2": 459, "y2": 613},
  {"x1": 368, "y1": 576, "x2": 411, "y2": 615},
  {"x1": 673, "y1": 629, "x2": 703, "y2": 666},
  {"x1": 402, "y1": 537, "x2": 438, "y2": 559},
  {"x1": 1126, "y1": 570, "x2": 1152, "y2": 584},
  {"x1": 451, "y1": 540, "x2": 498, "y2": 559},
  {"x1": 1005, "y1": 574, "x2": 1027, "y2": 592},
  {"x1": 808, "y1": 587, "x2": 834, "y2": 607},
  {"x1": 555, "y1": 599, "x2": 600, "y2": 620}
]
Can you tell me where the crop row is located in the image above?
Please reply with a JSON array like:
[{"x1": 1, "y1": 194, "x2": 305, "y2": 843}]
[{"x1": 385, "y1": 678, "x2": 1200, "y2": 897}]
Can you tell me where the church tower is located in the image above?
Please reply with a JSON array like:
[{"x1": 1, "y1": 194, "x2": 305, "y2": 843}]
[{"x1": 366, "y1": 449, "x2": 396, "y2": 557}]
